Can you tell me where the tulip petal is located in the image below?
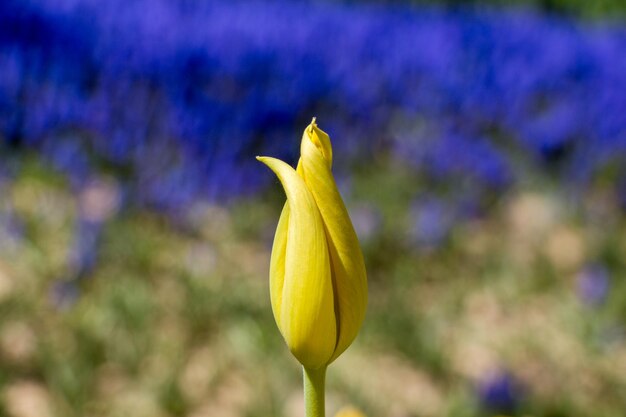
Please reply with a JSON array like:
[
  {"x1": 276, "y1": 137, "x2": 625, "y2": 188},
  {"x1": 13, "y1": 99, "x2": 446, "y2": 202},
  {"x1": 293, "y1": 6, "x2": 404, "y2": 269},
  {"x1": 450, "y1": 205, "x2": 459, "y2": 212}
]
[
  {"x1": 306, "y1": 117, "x2": 333, "y2": 167},
  {"x1": 257, "y1": 156, "x2": 337, "y2": 369},
  {"x1": 299, "y1": 121, "x2": 368, "y2": 363},
  {"x1": 269, "y1": 203, "x2": 289, "y2": 327}
]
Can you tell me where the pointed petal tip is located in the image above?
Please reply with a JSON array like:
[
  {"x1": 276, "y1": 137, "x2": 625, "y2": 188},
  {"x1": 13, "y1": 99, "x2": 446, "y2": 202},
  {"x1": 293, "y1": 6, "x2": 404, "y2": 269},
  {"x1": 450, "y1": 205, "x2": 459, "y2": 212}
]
[{"x1": 256, "y1": 157, "x2": 297, "y2": 182}]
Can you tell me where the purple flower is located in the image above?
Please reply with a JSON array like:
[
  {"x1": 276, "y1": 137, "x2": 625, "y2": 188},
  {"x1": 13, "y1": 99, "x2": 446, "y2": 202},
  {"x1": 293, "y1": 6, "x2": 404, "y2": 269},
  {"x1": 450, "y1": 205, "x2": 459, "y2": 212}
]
[
  {"x1": 410, "y1": 197, "x2": 454, "y2": 248},
  {"x1": 577, "y1": 264, "x2": 610, "y2": 306},
  {"x1": 478, "y1": 370, "x2": 523, "y2": 414}
]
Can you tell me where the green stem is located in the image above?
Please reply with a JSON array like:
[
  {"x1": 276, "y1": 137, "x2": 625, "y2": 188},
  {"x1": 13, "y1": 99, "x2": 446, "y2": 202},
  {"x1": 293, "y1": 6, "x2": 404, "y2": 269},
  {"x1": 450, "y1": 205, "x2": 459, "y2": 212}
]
[{"x1": 303, "y1": 366, "x2": 327, "y2": 417}]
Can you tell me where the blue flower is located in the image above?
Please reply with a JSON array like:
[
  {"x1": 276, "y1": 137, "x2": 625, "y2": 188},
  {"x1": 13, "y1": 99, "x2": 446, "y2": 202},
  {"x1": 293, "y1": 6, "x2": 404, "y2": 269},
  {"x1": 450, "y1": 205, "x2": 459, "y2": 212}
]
[
  {"x1": 478, "y1": 370, "x2": 523, "y2": 414},
  {"x1": 577, "y1": 264, "x2": 610, "y2": 307},
  {"x1": 0, "y1": 0, "x2": 623, "y2": 213}
]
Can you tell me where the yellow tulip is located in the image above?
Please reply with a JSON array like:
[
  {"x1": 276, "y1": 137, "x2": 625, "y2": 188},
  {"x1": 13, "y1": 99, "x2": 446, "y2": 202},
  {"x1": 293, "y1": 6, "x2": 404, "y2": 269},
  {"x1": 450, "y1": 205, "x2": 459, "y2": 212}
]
[{"x1": 257, "y1": 118, "x2": 368, "y2": 370}]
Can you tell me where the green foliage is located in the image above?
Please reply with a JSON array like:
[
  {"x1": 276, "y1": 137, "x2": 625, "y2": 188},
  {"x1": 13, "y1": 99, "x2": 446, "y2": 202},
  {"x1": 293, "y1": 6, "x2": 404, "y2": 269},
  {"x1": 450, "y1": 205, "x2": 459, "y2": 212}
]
[{"x1": 1, "y1": 160, "x2": 626, "y2": 416}]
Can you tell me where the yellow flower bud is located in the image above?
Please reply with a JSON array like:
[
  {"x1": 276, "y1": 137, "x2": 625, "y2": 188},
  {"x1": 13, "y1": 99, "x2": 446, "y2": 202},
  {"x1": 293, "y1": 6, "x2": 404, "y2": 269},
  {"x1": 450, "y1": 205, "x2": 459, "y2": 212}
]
[{"x1": 257, "y1": 118, "x2": 368, "y2": 369}]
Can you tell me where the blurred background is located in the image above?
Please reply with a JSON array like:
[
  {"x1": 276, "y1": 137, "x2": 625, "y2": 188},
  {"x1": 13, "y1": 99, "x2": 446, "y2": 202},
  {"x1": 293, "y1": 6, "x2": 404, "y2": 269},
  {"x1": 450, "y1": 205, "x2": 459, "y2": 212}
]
[{"x1": 1, "y1": 0, "x2": 625, "y2": 416}]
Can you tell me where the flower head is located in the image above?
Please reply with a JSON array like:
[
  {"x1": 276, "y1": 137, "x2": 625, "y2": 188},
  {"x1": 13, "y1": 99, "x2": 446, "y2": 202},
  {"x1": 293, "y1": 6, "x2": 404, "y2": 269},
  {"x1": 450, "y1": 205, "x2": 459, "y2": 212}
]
[{"x1": 257, "y1": 118, "x2": 367, "y2": 369}]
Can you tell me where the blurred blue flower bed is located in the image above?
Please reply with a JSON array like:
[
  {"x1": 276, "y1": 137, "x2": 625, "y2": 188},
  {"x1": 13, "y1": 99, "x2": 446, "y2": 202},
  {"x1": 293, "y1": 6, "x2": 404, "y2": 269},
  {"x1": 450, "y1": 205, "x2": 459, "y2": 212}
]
[
  {"x1": 1, "y1": 1, "x2": 626, "y2": 417},
  {"x1": 1, "y1": 0, "x2": 625, "y2": 211}
]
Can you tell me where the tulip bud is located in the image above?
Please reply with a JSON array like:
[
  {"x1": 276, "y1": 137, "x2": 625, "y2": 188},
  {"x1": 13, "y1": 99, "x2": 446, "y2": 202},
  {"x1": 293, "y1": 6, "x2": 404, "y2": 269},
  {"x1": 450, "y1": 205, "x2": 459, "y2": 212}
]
[{"x1": 257, "y1": 119, "x2": 367, "y2": 370}]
